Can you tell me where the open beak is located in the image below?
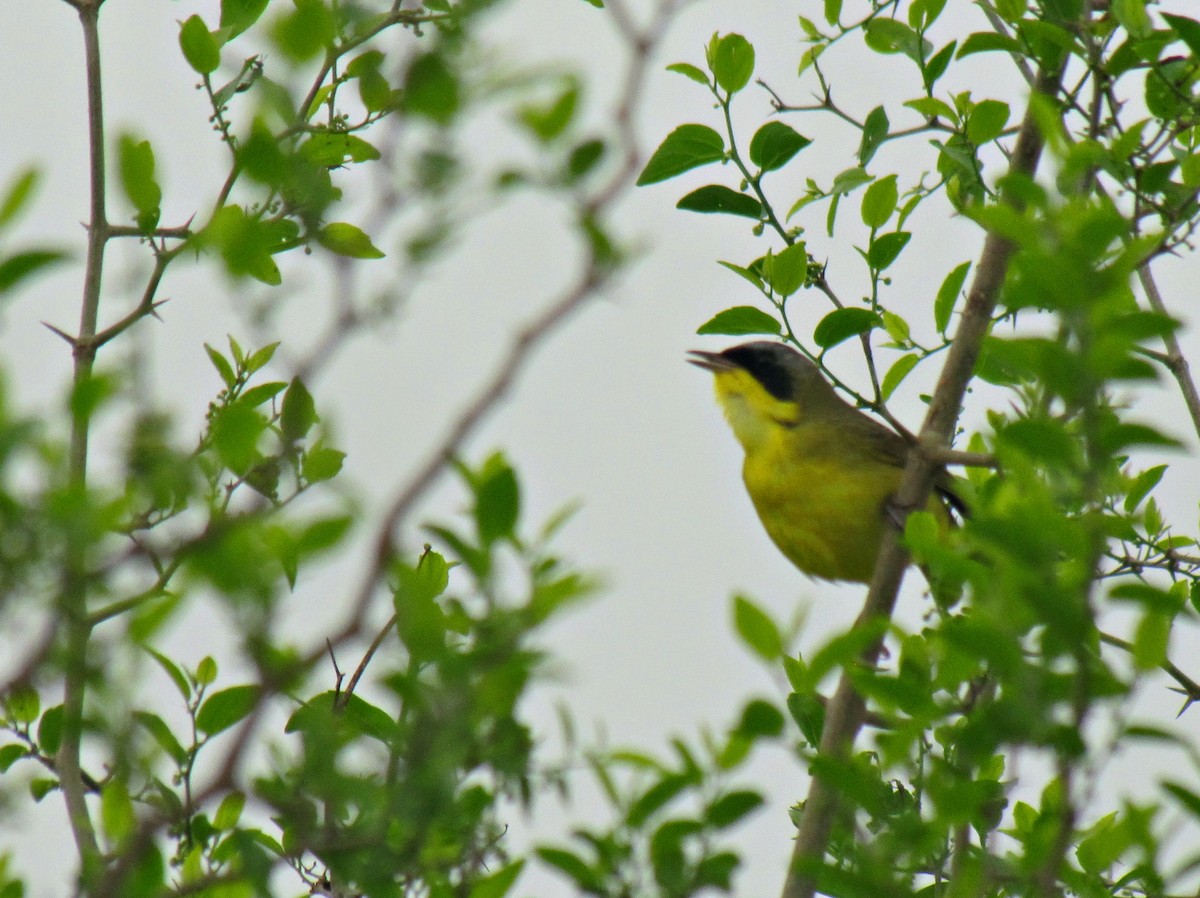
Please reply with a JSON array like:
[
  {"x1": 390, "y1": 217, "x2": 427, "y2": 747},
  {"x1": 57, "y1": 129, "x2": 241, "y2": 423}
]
[{"x1": 687, "y1": 350, "x2": 739, "y2": 373}]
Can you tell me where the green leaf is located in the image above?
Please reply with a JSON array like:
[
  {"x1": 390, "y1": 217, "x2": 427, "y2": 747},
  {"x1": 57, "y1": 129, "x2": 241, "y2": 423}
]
[
  {"x1": 317, "y1": 222, "x2": 385, "y2": 259},
  {"x1": 934, "y1": 261, "x2": 971, "y2": 333},
  {"x1": 923, "y1": 40, "x2": 956, "y2": 88},
  {"x1": 146, "y1": 647, "x2": 191, "y2": 699},
  {"x1": 696, "y1": 306, "x2": 781, "y2": 336},
  {"x1": 967, "y1": 100, "x2": 1010, "y2": 145},
  {"x1": 210, "y1": 403, "x2": 266, "y2": 473},
  {"x1": 1099, "y1": 422, "x2": 1181, "y2": 454},
  {"x1": 627, "y1": 773, "x2": 693, "y2": 827},
  {"x1": 710, "y1": 33, "x2": 755, "y2": 93},
  {"x1": 5, "y1": 684, "x2": 38, "y2": 724},
  {"x1": 666, "y1": 62, "x2": 708, "y2": 85},
  {"x1": 677, "y1": 185, "x2": 762, "y2": 219},
  {"x1": 179, "y1": 15, "x2": 220, "y2": 75},
  {"x1": 568, "y1": 139, "x2": 606, "y2": 180},
  {"x1": 1133, "y1": 610, "x2": 1170, "y2": 670},
  {"x1": 220, "y1": 0, "x2": 270, "y2": 39},
  {"x1": 1164, "y1": 781, "x2": 1200, "y2": 818},
  {"x1": 244, "y1": 342, "x2": 279, "y2": 374},
  {"x1": 476, "y1": 457, "x2": 520, "y2": 544},
  {"x1": 0, "y1": 250, "x2": 68, "y2": 294},
  {"x1": 956, "y1": 31, "x2": 1023, "y2": 58},
  {"x1": 394, "y1": 569, "x2": 447, "y2": 662},
  {"x1": 1125, "y1": 464, "x2": 1167, "y2": 513},
  {"x1": 764, "y1": 242, "x2": 810, "y2": 297},
  {"x1": 101, "y1": 780, "x2": 136, "y2": 848},
  {"x1": 999, "y1": 418, "x2": 1078, "y2": 467},
  {"x1": 280, "y1": 378, "x2": 317, "y2": 443},
  {"x1": 212, "y1": 56, "x2": 264, "y2": 109},
  {"x1": 37, "y1": 705, "x2": 63, "y2": 755},
  {"x1": 749, "y1": 122, "x2": 811, "y2": 172},
  {"x1": 799, "y1": 618, "x2": 888, "y2": 693},
  {"x1": 905, "y1": 96, "x2": 957, "y2": 123},
  {"x1": 829, "y1": 166, "x2": 873, "y2": 197},
  {"x1": 297, "y1": 515, "x2": 352, "y2": 558},
  {"x1": 717, "y1": 259, "x2": 764, "y2": 289},
  {"x1": 733, "y1": 595, "x2": 783, "y2": 661},
  {"x1": 240, "y1": 382, "x2": 287, "y2": 408},
  {"x1": 813, "y1": 308, "x2": 879, "y2": 348},
  {"x1": 733, "y1": 699, "x2": 785, "y2": 739},
  {"x1": 401, "y1": 52, "x2": 460, "y2": 124},
  {"x1": 199, "y1": 204, "x2": 290, "y2": 284},
  {"x1": 0, "y1": 743, "x2": 25, "y2": 773},
  {"x1": 636, "y1": 125, "x2": 725, "y2": 186},
  {"x1": 204, "y1": 343, "x2": 237, "y2": 390},
  {"x1": 1163, "y1": 14, "x2": 1200, "y2": 56},
  {"x1": 695, "y1": 852, "x2": 740, "y2": 890},
  {"x1": 1112, "y1": 0, "x2": 1151, "y2": 37},
  {"x1": 1019, "y1": 19, "x2": 1077, "y2": 68},
  {"x1": 705, "y1": 790, "x2": 765, "y2": 828},
  {"x1": 864, "y1": 18, "x2": 928, "y2": 61},
  {"x1": 346, "y1": 50, "x2": 388, "y2": 102},
  {"x1": 536, "y1": 848, "x2": 601, "y2": 891},
  {"x1": 1145, "y1": 58, "x2": 1195, "y2": 120},
  {"x1": 397, "y1": 549, "x2": 451, "y2": 606},
  {"x1": 867, "y1": 231, "x2": 911, "y2": 270},
  {"x1": 196, "y1": 685, "x2": 260, "y2": 736},
  {"x1": 518, "y1": 82, "x2": 578, "y2": 142},
  {"x1": 133, "y1": 710, "x2": 187, "y2": 763},
  {"x1": 302, "y1": 445, "x2": 346, "y2": 482},
  {"x1": 285, "y1": 691, "x2": 397, "y2": 742},
  {"x1": 470, "y1": 860, "x2": 525, "y2": 898},
  {"x1": 213, "y1": 791, "x2": 245, "y2": 831},
  {"x1": 858, "y1": 106, "x2": 889, "y2": 166},
  {"x1": 300, "y1": 132, "x2": 381, "y2": 165},
  {"x1": 0, "y1": 167, "x2": 39, "y2": 230},
  {"x1": 881, "y1": 353, "x2": 919, "y2": 400},
  {"x1": 861, "y1": 174, "x2": 898, "y2": 229},
  {"x1": 117, "y1": 135, "x2": 162, "y2": 231},
  {"x1": 823, "y1": 0, "x2": 842, "y2": 25},
  {"x1": 271, "y1": 0, "x2": 335, "y2": 62}
]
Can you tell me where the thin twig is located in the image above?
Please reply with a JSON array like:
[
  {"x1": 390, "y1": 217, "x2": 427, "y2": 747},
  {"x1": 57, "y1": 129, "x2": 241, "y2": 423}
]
[
  {"x1": 1138, "y1": 266, "x2": 1200, "y2": 442},
  {"x1": 1100, "y1": 631, "x2": 1200, "y2": 715}
]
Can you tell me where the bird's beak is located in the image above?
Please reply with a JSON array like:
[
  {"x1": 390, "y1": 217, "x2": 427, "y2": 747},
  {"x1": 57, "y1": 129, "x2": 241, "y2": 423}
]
[{"x1": 687, "y1": 350, "x2": 738, "y2": 373}]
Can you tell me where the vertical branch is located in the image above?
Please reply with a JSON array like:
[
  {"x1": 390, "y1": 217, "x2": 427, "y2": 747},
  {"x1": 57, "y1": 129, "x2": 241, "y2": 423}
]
[
  {"x1": 58, "y1": 0, "x2": 108, "y2": 874},
  {"x1": 1138, "y1": 265, "x2": 1200, "y2": 440},
  {"x1": 779, "y1": 62, "x2": 1067, "y2": 898}
]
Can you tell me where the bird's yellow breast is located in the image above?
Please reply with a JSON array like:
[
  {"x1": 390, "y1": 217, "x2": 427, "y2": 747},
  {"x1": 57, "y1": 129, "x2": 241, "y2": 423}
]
[
  {"x1": 710, "y1": 365, "x2": 949, "y2": 583},
  {"x1": 741, "y1": 423, "x2": 905, "y2": 582}
]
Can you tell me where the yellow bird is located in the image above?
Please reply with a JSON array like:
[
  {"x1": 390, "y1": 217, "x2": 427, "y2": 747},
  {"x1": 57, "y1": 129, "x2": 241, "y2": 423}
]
[{"x1": 689, "y1": 341, "x2": 962, "y2": 584}]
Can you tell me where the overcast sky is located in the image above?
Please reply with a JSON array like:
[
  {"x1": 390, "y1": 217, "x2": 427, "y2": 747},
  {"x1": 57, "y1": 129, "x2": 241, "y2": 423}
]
[{"x1": 4, "y1": 1, "x2": 1200, "y2": 895}]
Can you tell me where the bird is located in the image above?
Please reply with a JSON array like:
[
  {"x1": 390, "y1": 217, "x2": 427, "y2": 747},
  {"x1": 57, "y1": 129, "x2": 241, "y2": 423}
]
[{"x1": 688, "y1": 340, "x2": 963, "y2": 584}]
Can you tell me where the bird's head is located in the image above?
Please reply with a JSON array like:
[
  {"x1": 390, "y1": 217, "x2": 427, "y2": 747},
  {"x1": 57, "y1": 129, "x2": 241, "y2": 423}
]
[{"x1": 687, "y1": 341, "x2": 837, "y2": 450}]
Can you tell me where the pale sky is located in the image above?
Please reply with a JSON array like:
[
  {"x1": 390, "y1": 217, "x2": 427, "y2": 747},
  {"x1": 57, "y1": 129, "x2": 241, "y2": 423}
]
[{"x1": 3, "y1": 1, "x2": 1200, "y2": 895}]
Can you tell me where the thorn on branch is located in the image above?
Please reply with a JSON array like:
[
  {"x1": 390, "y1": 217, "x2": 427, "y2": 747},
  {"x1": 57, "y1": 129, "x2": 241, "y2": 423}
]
[{"x1": 42, "y1": 322, "x2": 78, "y2": 347}]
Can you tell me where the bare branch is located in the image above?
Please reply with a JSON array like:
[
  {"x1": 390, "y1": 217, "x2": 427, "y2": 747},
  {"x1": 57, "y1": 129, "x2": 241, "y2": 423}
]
[{"x1": 1138, "y1": 265, "x2": 1200, "y2": 442}]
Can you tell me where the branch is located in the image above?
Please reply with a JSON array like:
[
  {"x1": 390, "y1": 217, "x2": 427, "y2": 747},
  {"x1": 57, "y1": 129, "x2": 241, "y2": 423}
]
[
  {"x1": 1137, "y1": 265, "x2": 1200, "y2": 442},
  {"x1": 1099, "y1": 631, "x2": 1200, "y2": 715},
  {"x1": 779, "y1": 61, "x2": 1066, "y2": 898},
  {"x1": 59, "y1": 0, "x2": 107, "y2": 872}
]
